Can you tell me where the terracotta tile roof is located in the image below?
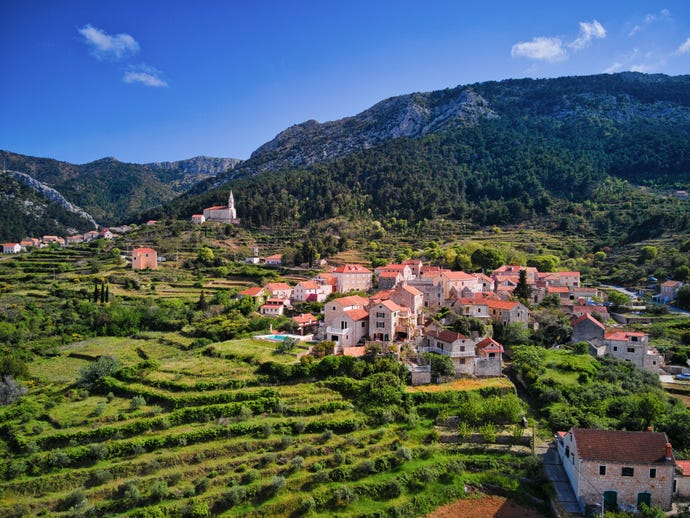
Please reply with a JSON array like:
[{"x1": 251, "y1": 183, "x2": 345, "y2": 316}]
[
  {"x1": 292, "y1": 313, "x2": 316, "y2": 325},
  {"x1": 332, "y1": 264, "x2": 371, "y2": 274},
  {"x1": 399, "y1": 284, "x2": 423, "y2": 296},
  {"x1": 380, "y1": 264, "x2": 408, "y2": 271},
  {"x1": 379, "y1": 271, "x2": 401, "y2": 278},
  {"x1": 345, "y1": 308, "x2": 369, "y2": 321},
  {"x1": 332, "y1": 295, "x2": 369, "y2": 307},
  {"x1": 572, "y1": 314, "x2": 606, "y2": 331},
  {"x1": 557, "y1": 271, "x2": 581, "y2": 277},
  {"x1": 265, "y1": 282, "x2": 291, "y2": 291},
  {"x1": 265, "y1": 254, "x2": 283, "y2": 261},
  {"x1": 423, "y1": 328, "x2": 469, "y2": 343},
  {"x1": 677, "y1": 459, "x2": 690, "y2": 475},
  {"x1": 239, "y1": 287, "x2": 264, "y2": 297},
  {"x1": 442, "y1": 271, "x2": 476, "y2": 281},
  {"x1": 571, "y1": 428, "x2": 674, "y2": 464},
  {"x1": 605, "y1": 331, "x2": 647, "y2": 340},
  {"x1": 377, "y1": 299, "x2": 401, "y2": 311},
  {"x1": 370, "y1": 290, "x2": 393, "y2": 301},
  {"x1": 662, "y1": 280, "x2": 682, "y2": 287},
  {"x1": 402, "y1": 259, "x2": 422, "y2": 265},
  {"x1": 476, "y1": 337, "x2": 504, "y2": 353},
  {"x1": 205, "y1": 205, "x2": 228, "y2": 210},
  {"x1": 486, "y1": 300, "x2": 519, "y2": 310},
  {"x1": 547, "y1": 286, "x2": 570, "y2": 293},
  {"x1": 133, "y1": 247, "x2": 156, "y2": 254}
]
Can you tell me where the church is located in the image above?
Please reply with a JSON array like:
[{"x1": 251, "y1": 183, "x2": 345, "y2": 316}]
[{"x1": 202, "y1": 191, "x2": 240, "y2": 224}]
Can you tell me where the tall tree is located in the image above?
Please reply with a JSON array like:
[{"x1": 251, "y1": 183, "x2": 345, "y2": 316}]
[{"x1": 513, "y1": 269, "x2": 532, "y2": 302}]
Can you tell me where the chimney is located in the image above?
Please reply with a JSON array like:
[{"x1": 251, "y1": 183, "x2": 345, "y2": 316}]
[{"x1": 665, "y1": 443, "x2": 673, "y2": 461}]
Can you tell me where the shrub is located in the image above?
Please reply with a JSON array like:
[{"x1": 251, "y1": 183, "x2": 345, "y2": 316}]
[
  {"x1": 88, "y1": 469, "x2": 113, "y2": 486},
  {"x1": 479, "y1": 423, "x2": 497, "y2": 443},
  {"x1": 0, "y1": 375, "x2": 28, "y2": 406},
  {"x1": 149, "y1": 480, "x2": 169, "y2": 501},
  {"x1": 130, "y1": 395, "x2": 147, "y2": 410},
  {"x1": 223, "y1": 486, "x2": 247, "y2": 507},
  {"x1": 77, "y1": 356, "x2": 121, "y2": 390},
  {"x1": 332, "y1": 485, "x2": 356, "y2": 507}
]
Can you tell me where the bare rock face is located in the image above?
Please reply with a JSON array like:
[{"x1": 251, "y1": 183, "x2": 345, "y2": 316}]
[
  {"x1": 146, "y1": 156, "x2": 242, "y2": 176},
  {"x1": 248, "y1": 87, "x2": 497, "y2": 173}
]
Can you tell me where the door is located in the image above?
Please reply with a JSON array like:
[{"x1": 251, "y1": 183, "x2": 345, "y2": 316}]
[
  {"x1": 637, "y1": 492, "x2": 651, "y2": 509},
  {"x1": 603, "y1": 491, "x2": 617, "y2": 511}
]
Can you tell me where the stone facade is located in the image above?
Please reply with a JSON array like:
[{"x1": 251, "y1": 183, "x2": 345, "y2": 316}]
[
  {"x1": 557, "y1": 428, "x2": 675, "y2": 512},
  {"x1": 132, "y1": 247, "x2": 157, "y2": 270}
]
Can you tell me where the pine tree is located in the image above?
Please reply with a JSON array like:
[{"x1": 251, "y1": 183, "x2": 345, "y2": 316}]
[{"x1": 513, "y1": 269, "x2": 532, "y2": 303}]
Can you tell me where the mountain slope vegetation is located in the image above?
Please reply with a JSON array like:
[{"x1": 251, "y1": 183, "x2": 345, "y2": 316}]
[
  {"x1": 152, "y1": 73, "x2": 690, "y2": 246},
  {"x1": 0, "y1": 152, "x2": 240, "y2": 231}
]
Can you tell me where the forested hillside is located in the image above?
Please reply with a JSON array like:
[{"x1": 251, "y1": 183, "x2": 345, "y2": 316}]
[
  {"x1": 0, "y1": 152, "x2": 239, "y2": 231},
  {"x1": 148, "y1": 73, "x2": 690, "y2": 246}
]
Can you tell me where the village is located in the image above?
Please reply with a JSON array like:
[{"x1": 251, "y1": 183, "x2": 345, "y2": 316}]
[{"x1": 3, "y1": 192, "x2": 690, "y2": 516}]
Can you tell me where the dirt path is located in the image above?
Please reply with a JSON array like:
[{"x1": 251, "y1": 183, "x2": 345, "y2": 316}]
[{"x1": 427, "y1": 495, "x2": 546, "y2": 518}]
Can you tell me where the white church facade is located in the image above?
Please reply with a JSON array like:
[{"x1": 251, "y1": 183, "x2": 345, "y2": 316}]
[{"x1": 200, "y1": 191, "x2": 240, "y2": 224}]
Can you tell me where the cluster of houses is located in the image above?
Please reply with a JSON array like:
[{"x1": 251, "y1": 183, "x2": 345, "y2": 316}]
[{"x1": 2, "y1": 228, "x2": 117, "y2": 253}]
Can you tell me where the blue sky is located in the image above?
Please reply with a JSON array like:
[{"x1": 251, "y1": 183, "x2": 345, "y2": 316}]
[{"x1": 1, "y1": 1, "x2": 689, "y2": 164}]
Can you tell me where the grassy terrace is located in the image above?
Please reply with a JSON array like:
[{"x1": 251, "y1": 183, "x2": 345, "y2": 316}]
[{"x1": 0, "y1": 332, "x2": 547, "y2": 517}]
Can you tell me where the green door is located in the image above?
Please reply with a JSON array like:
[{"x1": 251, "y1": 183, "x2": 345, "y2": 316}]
[
  {"x1": 603, "y1": 491, "x2": 617, "y2": 511},
  {"x1": 637, "y1": 492, "x2": 651, "y2": 509}
]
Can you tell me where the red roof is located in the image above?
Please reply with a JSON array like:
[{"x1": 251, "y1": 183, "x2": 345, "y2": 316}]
[
  {"x1": 380, "y1": 264, "x2": 408, "y2": 271},
  {"x1": 399, "y1": 284, "x2": 422, "y2": 296},
  {"x1": 547, "y1": 286, "x2": 570, "y2": 293},
  {"x1": 265, "y1": 282, "x2": 291, "y2": 291},
  {"x1": 239, "y1": 287, "x2": 264, "y2": 297},
  {"x1": 265, "y1": 254, "x2": 282, "y2": 261},
  {"x1": 133, "y1": 247, "x2": 156, "y2": 254},
  {"x1": 486, "y1": 300, "x2": 519, "y2": 310},
  {"x1": 662, "y1": 280, "x2": 682, "y2": 287},
  {"x1": 298, "y1": 281, "x2": 320, "y2": 290},
  {"x1": 205, "y1": 205, "x2": 228, "y2": 210},
  {"x1": 333, "y1": 264, "x2": 371, "y2": 274},
  {"x1": 442, "y1": 271, "x2": 476, "y2": 281},
  {"x1": 423, "y1": 328, "x2": 469, "y2": 343},
  {"x1": 292, "y1": 313, "x2": 316, "y2": 325},
  {"x1": 375, "y1": 299, "x2": 401, "y2": 312},
  {"x1": 379, "y1": 271, "x2": 401, "y2": 278},
  {"x1": 332, "y1": 295, "x2": 369, "y2": 307},
  {"x1": 572, "y1": 313, "x2": 606, "y2": 331},
  {"x1": 345, "y1": 308, "x2": 369, "y2": 321},
  {"x1": 677, "y1": 459, "x2": 690, "y2": 475},
  {"x1": 476, "y1": 337, "x2": 504, "y2": 353},
  {"x1": 605, "y1": 331, "x2": 647, "y2": 341},
  {"x1": 570, "y1": 428, "x2": 674, "y2": 464}
]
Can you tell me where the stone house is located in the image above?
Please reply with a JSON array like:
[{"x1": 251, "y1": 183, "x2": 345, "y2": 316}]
[
  {"x1": 486, "y1": 299, "x2": 529, "y2": 326},
  {"x1": 331, "y1": 264, "x2": 373, "y2": 293},
  {"x1": 264, "y1": 254, "x2": 283, "y2": 266},
  {"x1": 571, "y1": 314, "x2": 605, "y2": 344},
  {"x1": 264, "y1": 282, "x2": 293, "y2": 300},
  {"x1": 323, "y1": 295, "x2": 370, "y2": 349},
  {"x1": 377, "y1": 271, "x2": 403, "y2": 290},
  {"x1": 390, "y1": 284, "x2": 424, "y2": 324},
  {"x1": 369, "y1": 299, "x2": 401, "y2": 342},
  {"x1": 676, "y1": 460, "x2": 690, "y2": 499},
  {"x1": 292, "y1": 280, "x2": 332, "y2": 303},
  {"x1": 658, "y1": 280, "x2": 683, "y2": 304},
  {"x1": 260, "y1": 298, "x2": 288, "y2": 316},
  {"x1": 131, "y1": 247, "x2": 158, "y2": 270},
  {"x1": 439, "y1": 270, "x2": 480, "y2": 300},
  {"x1": 604, "y1": 331, "x2": 663, "y2": 372},
  {"x1": 292, "y1": 313, "x2": 318, "y2": 335},
  {"x1": 191, "y1": 214, "x2": 205, "y2": 224},
  {"x1": 2, "y1": 243, "x2": 21, "y2": 254},
  {"x1": 474, "y1": 337, "x2": 504, "y2": 376},
  {"x1": 419, "y1": 329, "x2": 477, "y2": 375},
  {"x1": 556, "y1": 428, "x2": 675, "y2": 512}
]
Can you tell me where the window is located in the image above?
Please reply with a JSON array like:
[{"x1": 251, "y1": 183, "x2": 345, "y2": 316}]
[
  {"x1": 376, "y1": 322, "x2": 384, "y2": 328},
  {"x1": 565, "y1": 446, "x2": 570, "y2": 458},
  {"x1": 340, "y1": 321, "x2": 348, "y2": 330},
  {"x1": 376, "y1": 312, "x2": 385, "y2": 318},
  {"x1": 459, "y1": 358, "x2": 465, "y2": 364},
  {"x1": 650, "y1": 468, "x2": 656, "y2": 479},
  {"x1": 631, "y1": 336, "x2": 638, "y2": 342},
  {"x1": 627, "y1": 347, "x2": 635, "y2": 353},
  {"x1": 361, "y1": 322, "x2": 366, "y2": 328},
  {"x1": 613, "y1": 346, "x2": 618, "y2": 351},
  {"x1": 460, "y1": 346, "x2": 465, "y2": 352},
  {"x1": 489, "y1": 352, "x2": 496, "y2": 358},
  {"x1": 621, "y1": 467, "x2": 634, "y2": 477},
  {"x1": 599, "y1": 465, "x2": 606, "y2": 475}
]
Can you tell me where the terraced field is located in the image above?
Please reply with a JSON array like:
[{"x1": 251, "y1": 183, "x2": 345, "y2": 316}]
[{"x1": 0, "y1": 335, "x2": 548, "y2": 517}]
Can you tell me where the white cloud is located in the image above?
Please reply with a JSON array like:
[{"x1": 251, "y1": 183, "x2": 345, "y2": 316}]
[
  {"x1": 677, "y1": 37, "x2": 690, "y2": 55},
  {"x1": 631, "y1": 64, "x2": 652, "y2": 73},
  {"x1": 123, "y1": 65, "x2": 168, "y2": 87},
  {"x1": 511, "y1": 37, "x2": 567, "y2": 62},
  {"x1": 78, "y1": 24, "x2": 140, "y2": 61},
  {"x1": 569, "y1": 20, "x2": 606, "y2": 50},
  {"x1": 604, "y1": 62, "x2": 623, "y2": 74},
  {"x1": 629, "y1": 9, "x2": 671, "y2": 37}
]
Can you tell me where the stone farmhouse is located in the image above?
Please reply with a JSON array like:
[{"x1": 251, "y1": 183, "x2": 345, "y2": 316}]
[
  {"x1": 557, "y1": 428, "x2": 675, "y2": 512},
  {"x1": 131, "y1": 247, "x2": 158, "y2": 270},
  {"x1": 331, "y1": 264, "x2": 373, "y2": 293},
  {"x1": 418, "y1": 329, "x2": 504, "y2": 376}
]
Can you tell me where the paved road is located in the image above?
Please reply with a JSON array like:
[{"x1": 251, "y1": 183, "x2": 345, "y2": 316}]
[{"x1": 541, "y1": 444, "x2": 583, "y2": 516}]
